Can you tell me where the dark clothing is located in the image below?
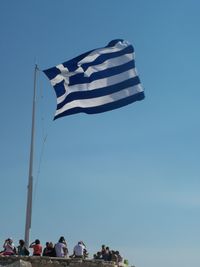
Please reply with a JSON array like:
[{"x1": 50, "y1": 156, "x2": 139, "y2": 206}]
[
  {"x1": 43, "y1": 247, "x2": 56, "y2": 257},
  {"x1": 17, "y1": 245, "x2": 29, "y2": 256}
]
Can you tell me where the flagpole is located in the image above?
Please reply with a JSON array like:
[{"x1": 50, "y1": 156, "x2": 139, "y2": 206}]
[{"x1": 25, "y1": 64, "x2": 38, "y2": 248}]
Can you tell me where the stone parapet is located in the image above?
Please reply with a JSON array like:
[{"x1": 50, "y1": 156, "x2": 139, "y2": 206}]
[{"x1": 0, "y1": 257, "x2": 117, "y2": 267}]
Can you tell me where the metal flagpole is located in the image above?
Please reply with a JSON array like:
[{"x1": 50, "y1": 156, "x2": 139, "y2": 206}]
[{"x1": 25, "y1": 64, "x2": 38, "y2": 248}]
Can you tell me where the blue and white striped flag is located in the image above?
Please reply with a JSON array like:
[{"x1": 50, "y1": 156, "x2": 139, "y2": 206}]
[{"x1": 43, "y1": 39, "x2": 145, "y2": 120}]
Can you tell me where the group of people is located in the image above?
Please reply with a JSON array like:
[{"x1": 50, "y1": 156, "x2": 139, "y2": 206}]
[
  {"x1": 93, "y1": 245, "x2": 123, "y2": 264},
  {"x1": 0, "y1": 238, "x2": 124, "y2": 265},
  {"x1": 0, "y1": 237, "x2": 88, "y2": 259},
  {"x1": 0, "y1": 238, "x2": 29, "y2": 256}
]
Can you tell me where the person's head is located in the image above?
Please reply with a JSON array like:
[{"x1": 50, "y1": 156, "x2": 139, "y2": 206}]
[
  {"x1": 106, "y1": 246, "x2": 110, "y2": 251},
  {"x1": 102, "y1": 245, "x2": 106, "y2": 250},
  {"x1": 59, "y1": 236, "x2": 65, "y2": 243},
  {"x1": 35, "y1": 239, "x2": 40, "y2": 244},
  {"x1": 7, "y1": 238, "x2": 13, "y2": 244},
  {"x1": 49, "y1": 242, "x2": 54, "y2": 248},
  {"x1": 46, "y1": 242, "x2": 49, "y2": 247},
  {"x1": 19, "y1": 240, "x2": 25, "y2": 246}
]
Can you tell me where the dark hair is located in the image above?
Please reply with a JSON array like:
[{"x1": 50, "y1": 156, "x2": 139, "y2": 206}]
[
  {"x1": 59, "y1": 236, "x2": 65, "y2": 243},
  {"x1": 19, "y1": 240, "x2": 25, "y2": 246},
  {"x1": 35, "y1": 239, "x2": 40, "y2": 244}
]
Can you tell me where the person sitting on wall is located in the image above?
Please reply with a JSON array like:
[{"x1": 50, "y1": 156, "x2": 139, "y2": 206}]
[
  {"x1": 2, "y1": 238, "x2": 16, "y2": 256},
  {"x1": 115, "y1": 251, "x2": 123, "y2": 264},
  {"x1": 101, "y1": 245, "x2": 106, "y2": 258},
  {"x1": 71, "y1": 241, "x2": 88, "y2": 259},
  {"x1": 82, "y1": 242, "x2": 88, "y2": 259},
  {"x1": 42, "y1": 242, "x2": 56, "y2": 257},
  {"x1": 93, "y1": 251, "x2": 102, "y2": 260},
  {"x1": 17, "y1": 240, "x2": 29, "y2": 256},
  {"x1": 54, "y1": 236, "x2": 68, "y2": 258},
  {"x1": 111, "y1": 250, "x2": 118, "y2": 262},
  {"x1": 29, "y1": 239, "x2": 42, "y2": 256},
  {"x1": 94, "y1": 245, "x2": 112, "y2": 261},
  {"x1": 102, "y1": 246, "x2": 111, "y2": 261}
]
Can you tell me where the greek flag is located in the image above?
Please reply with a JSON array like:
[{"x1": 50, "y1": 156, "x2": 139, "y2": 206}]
[{"x1": 43, "y1": 39, "x2": 145, "y2": 120}]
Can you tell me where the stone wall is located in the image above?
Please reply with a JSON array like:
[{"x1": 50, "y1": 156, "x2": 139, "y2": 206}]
[{"x1": 0, "y1": 257, "x2": 117, "y2": 267}]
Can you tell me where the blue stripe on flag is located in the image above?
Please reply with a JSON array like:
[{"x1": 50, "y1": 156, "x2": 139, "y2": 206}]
[
  {"x1": 54, "y1": 80, "x2": 66, "y2": 98},
  {"x1": 43, "y1": 67, "x2": 61, "y2": 80}
]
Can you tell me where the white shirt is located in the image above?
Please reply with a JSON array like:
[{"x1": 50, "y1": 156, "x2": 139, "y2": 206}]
[
  {"x1": 55, "y1": 242, "x2": 67, "y2": 257},
  {"x1": 73, "y1": 243, "x2": 85, "y2": 256}
]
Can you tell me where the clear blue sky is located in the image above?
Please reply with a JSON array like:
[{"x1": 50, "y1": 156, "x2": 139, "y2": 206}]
[{"x1": 1, "y1": 1, "x2": 200, "y2": 267}]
